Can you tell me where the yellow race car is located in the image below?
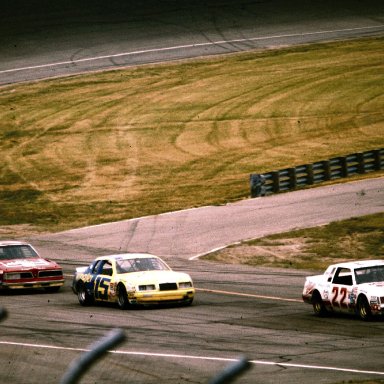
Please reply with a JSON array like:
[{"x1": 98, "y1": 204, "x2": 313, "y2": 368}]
[{"x1": 72, "y1": 253, "x2": 195, "y2": 308}]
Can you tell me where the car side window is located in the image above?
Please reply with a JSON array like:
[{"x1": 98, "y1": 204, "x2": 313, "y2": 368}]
[
  {"x1": 91, "y1": 260, "x2": 113, "y2": 276},
  {"x1": 332, "y1": 267, "x2": 353, "y2": 285},
  {"x1": 92, "y1": 260, "x2": 102, "y2": 274},
  {"x1": 101, "y1": 261, "x2": 113, "y2": 276},
  {"x1": 327, "y1": 267, "x2": 336, "y2": 282}
]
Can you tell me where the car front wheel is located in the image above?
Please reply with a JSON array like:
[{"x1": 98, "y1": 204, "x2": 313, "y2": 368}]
[
  {"x1": 312, "y1": 291, "x2": 327, "y2": 317},
  {"x1": 77, "y1": 281, "x2": 94, "y2": 306},
  {"x1": 357, "y1": 295, "x2": 372, "y2": 321},
  {"x1": 183, "y1": 298, "x2": 194, "y2": 306}
]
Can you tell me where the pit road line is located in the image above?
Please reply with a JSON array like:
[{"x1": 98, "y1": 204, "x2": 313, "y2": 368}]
[
  {"x1": 1, "y1": 341, "x2": 384, "y2": 376},
  {"x1": 1, "y1": 25, "x2": 383, "y2": 75}
]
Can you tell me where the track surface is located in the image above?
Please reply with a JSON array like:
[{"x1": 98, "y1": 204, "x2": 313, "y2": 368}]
[
  {"x1": 1, "y1": 0, "x2": 384, "y2": 85},
  {"x1": 1, "y1": 1, "x2": 384, "y2": 383}
]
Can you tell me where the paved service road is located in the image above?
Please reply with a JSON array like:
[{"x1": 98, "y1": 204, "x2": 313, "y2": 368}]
[{"x1": 33, "y1": 177, "x2": 384, "y2": 262}]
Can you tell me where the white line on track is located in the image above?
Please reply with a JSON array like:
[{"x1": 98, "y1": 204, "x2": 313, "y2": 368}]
[
  {"x1": 0, "y1": 25, "x2": 383, "y2": 74},
  {"x1": 190, "y1": 245, "x2": 230, "y2": 260},
  {"x1": 1, "y1": 340, "x2": 384, "y2": 376},
  {"x1": 196, "y1": 288, "x2": 302, "y2": 303}
]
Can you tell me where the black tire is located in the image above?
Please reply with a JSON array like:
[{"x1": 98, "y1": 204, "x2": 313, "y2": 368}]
[
  {"x1": 77, "y1": 281, "x2": 94, "y2": 306},
  {"x1": 117, "y1": 284, "x2": 130, "y2": 309},
  {"x1": 312, "y1": 291, "x2": 327, "y2": 317},
  {"x1": 183, "y1": 298, "x2": 194, "y2": 306},
  {"x1": 356, "y1": 295, "x2": 372, "y2": 321}
]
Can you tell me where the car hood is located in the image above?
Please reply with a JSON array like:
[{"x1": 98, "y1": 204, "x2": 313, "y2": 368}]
[
  {"x1": 118, "y1": 270, "x2": 192, "y2": 285},
  {"x1": 0, "y1": 258, "x2": 60, "y2": 272}
]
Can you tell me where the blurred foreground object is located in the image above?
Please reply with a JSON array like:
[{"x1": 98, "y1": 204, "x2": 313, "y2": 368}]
[{"x1": 60, "y1": 328, "x2": 125, "y2": 384}]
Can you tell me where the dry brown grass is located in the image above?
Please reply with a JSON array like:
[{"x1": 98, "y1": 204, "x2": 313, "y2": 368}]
[
  {"x1": 204, "y1": 213, "x2": 384, "y2": 271},
  {"x1": 0, "y1": 37, "x2": 383, "y2": 232}
]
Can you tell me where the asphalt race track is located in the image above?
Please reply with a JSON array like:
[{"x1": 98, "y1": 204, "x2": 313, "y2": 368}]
[
  {"x1": 1, "y1": 0, "x2": 384, "y2": 85},
  {"x1": 1, "y1": 1, "x2": 384, "y2": 383}
]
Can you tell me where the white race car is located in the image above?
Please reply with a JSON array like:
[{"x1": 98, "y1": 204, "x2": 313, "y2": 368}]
[
  {"x1": 72, "y1": 253, "x2": 195, "y2": 308},
  {"x1": 302, "y1": 260, "x2": 384, "y2": 320}
]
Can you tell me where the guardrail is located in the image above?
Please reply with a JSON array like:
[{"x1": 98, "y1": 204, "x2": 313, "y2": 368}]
[{"x1": 250, "y1": 148, "x2": 384, "y2": 197}]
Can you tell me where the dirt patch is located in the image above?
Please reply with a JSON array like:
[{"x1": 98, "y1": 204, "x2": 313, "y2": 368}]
[{"x1": 208, "y1": 237, "x2": 313, "y2": 267}]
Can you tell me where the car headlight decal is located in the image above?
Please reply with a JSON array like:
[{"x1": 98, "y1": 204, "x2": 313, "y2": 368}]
[
  {"x1": 124, "y1": 283, "x2": 135, "y2": 292},
  {"x1": 138, "y1": 284, "x2": 156, "y2": 291},
  {"x1": 4, "y1": 272, "x2": 22, "y2": 280},
  {"x1": 179, "y1": 281, "x2": 192, "y2": 289}
]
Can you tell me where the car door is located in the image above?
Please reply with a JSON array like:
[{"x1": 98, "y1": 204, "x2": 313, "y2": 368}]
[
  {"x1": 330, "y1": 267, "x2": 354, "y2": 313},
  {"x1": 92, "y1": 260, "x2": 113, "y2": 302}
]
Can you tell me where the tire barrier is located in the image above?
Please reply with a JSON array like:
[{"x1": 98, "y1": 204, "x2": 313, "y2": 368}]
[{"x1": 250, "y1": 148, "x2": 383, "y2": 197}]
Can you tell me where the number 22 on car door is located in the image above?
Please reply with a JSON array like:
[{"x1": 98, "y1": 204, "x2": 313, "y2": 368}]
[{"x1": 331, "y1": 286, "x2": 349, "y2": 311}]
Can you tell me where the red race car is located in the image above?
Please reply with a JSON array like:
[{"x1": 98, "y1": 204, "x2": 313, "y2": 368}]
[{"x1": 0, "y1": 241, "x2": 64, "y2": 292}]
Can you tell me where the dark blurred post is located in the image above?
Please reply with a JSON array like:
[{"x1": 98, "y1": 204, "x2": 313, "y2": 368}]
[
  {"x1": 209, "y1": 357, "x2": 252, "y2": 384},
  {"x1": 60, "y1": 328, "x2": 125, "y2": 384},
  {"x1": 250, "y1": 174, "x2": 266, "y2": 197},
  {"x1": 0, "y1": 306, "x2": 7, "y2": 322}
]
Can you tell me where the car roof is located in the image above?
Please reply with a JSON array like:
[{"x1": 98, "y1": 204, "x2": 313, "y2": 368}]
[
  {"x1": 0, "y1": 241, "x2": 30, "y2": 247},
  {"x1": 95, "y1": 253, "x2": 159, "y2": 262},
  {"x1": 330, "y1": 260, "x2": 384, "y2": 269}
]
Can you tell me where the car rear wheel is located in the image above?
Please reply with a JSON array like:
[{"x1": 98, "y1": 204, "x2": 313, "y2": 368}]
[
  {"x1": 357, "y1": 295, "x2": 372, "y2": 321},
  {"x1": 117, "y1": 284, "x2": 130, "y2": 309},
  {"x1": 77, "y1": 281, "x2": 94, "y2": 306},
  {"x1": 312, "y1": 291, "x2": 327, "y2": 317}
]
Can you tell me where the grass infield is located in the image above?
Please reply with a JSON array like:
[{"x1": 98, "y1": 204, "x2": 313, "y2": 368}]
[{"x1": 0, "y1": 37, "x2": 383, "y2": 265}]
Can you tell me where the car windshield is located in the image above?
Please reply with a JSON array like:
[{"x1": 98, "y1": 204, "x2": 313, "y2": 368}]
[
  {"x1": 116, "y1": 257, "x2": 170, "y2": 273},
  {"x1": 0, "y1": 245, "x2": 38, "y2": 260},
  {"x1": 355, "y1": 266, "x2": 384, "y2": 284}
]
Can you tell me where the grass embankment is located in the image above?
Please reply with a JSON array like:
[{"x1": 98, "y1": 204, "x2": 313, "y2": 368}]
[
  {"x1": 203, "y1": 212, "x2": 384, "y2": 271},
  {"x1": 0, "y1": 37, "x2": 383, "y2": 234}
]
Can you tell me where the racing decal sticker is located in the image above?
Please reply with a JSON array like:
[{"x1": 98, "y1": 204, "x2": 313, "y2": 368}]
[
  {"x1": 77, "y1": 273, "x2": 93, "y2": 283},
  {"x1": 0, "y1": 259, "x2": 50, "y2": 268},
  {"x1": 109, "y1": 282, "x2": 117, "y2": 297},
  {"x1": 303, "y1": 281, "x2": 315, "y2": 296},
  {"x1": 349, "y1": 287, "x2": 358, "y2": 305}
]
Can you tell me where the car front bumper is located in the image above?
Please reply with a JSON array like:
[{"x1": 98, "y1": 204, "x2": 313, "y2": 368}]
[
  {"x1": 0, "y1": 279, "x2": 65, "y2": 290},
  {"x1": 128, "y1": 288, "x2": 195, "y2": 304}
]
